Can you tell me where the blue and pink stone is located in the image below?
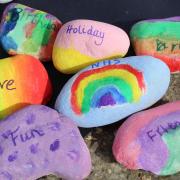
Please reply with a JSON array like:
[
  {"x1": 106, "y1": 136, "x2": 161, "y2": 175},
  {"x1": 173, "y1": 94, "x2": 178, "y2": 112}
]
[{"x1": 0, "y1": 105, "x2": 91, "y2": 180}]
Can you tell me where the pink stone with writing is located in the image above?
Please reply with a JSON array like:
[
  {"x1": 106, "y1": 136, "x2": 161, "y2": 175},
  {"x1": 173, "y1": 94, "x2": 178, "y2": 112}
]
[
  {"x1": 53, "y1": 19, "x2": 130, "y2": 73},
  {"x1": 113, "y1": 101, "x2": 180, "y2": 175},
  {"x1": 0, "y1": 105, "x2": 91, "y2": 180}
]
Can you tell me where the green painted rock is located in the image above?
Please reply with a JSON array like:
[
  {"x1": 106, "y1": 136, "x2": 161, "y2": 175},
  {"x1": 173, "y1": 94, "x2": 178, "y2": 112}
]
[
  {"x1": 0, "y1": 3, "x2": 62, "y2": 61},
  {"x1": 130, "y1": 17, "x2": 180, "y2": 73}
]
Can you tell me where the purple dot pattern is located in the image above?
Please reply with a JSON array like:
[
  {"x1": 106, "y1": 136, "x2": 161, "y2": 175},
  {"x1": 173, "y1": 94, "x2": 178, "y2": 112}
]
[
  {"x1": 0, "y1": 146, "x2": 3, "y2": 156},
  {"x1": 0, "y1": 105, "x2": 91, "y2": 180},
  {"x1": 30, "y1": 144, "x2": 39, "y2": 154},
  {"x1": 8, "y1": 151, "x2": 18, "y2": 162},
  {"x1": 26, "y1": 113, "x2": 35, "y2": 125},
  {"x1": 50, "y1": 139, "x2": 60, "y2": 152},
  {"x1": 67, "y1": 150, "x2": 79, "y2": 161}
]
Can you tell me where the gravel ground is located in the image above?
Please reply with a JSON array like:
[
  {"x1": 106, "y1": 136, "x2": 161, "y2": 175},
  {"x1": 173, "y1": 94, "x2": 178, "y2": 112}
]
[{"x1": 38, "y1": 73, "x2": 180, "y2": 180}]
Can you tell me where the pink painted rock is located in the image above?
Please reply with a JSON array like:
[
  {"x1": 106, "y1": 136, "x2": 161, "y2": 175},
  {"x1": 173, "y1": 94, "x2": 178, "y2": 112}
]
[
  {"x1": 53, "y1": 19, "x2": 130, "y2": 73},
  {"x1": 0, "y1": 105, "x2": 91, "y2": 180},
  {"x1": 113, "y1": 101, "x2": 180, "y2": 175}
]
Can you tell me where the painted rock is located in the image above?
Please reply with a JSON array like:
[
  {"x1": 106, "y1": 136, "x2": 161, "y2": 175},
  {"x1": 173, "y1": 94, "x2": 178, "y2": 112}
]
[
  {"x1": 0, "y1": 3, "x2": 62, "y2": 61},
  {"x1": 130, "y1": 17, "x2": 180, "y2": 73},
  {"x1": 53, "y1": 19, "x2": 130, "y2": 73},
  {"x1": 0, "y1": 105, "x2": 91, "y2": 180},
  {"x1": 55, "y1": 56, "x2": 170, "y2": 128},
  {"x1": 0, "y1": 0, "x2": 13, "y2": 3},
  {"x1": 113, "y1": 101, "x2": 180, "y2": 175},
  {"x1": 0, "y1": 55, "x2": 52, "y2": 119}
]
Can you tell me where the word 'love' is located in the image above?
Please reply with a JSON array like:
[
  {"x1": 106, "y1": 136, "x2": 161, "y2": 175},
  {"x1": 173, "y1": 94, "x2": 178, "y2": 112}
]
[{"x1": 0, "y1": 80, "x2": 16, "y2": 91}]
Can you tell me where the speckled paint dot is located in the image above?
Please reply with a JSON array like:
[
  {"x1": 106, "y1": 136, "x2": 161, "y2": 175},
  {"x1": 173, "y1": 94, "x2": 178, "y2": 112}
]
[
  {"x1": 69, "y1": 130, "x2": 78, "y2": 137},
  {"x1": 50, "y1": 139, "x2": 60, "y2": 152},
  {"x1": 0, "y1": 171, "x2": 12, "y2": 180},
  {"x1": 2, "y1": 130, "x2": 11, "y2": 139},
  {"x1": 24, "y1": 161, "x2": 35, "y2": 173},
  {"x1": 39, "y1": 106, "x2": 50, "y2": 112},
  {"x1": 67, "y1": 150, "x2": 79, "y2": 161},
  {"x1": 43, "y1": 158, "x2": 49, "y2": 168},
  {"x1": 48, "y1": 122, "x2": 61, "y2": 131},
  {"x1": 26, "y1": 113, "x2": 36, "y2": 125},
  {"x1": 30, "y1": 143, "x2": 39, "y2": 154},
  {"x1": 8, "y1": 151, "x2": 18, "y2": 162},
  {"x1": 0, "y1": 146, "x2": 3, "y2": 155}
]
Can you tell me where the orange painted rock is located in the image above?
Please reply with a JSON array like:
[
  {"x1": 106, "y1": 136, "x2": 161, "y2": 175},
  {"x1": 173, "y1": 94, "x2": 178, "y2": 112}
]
[
  {"x1": 130, "y1": 17, "x2": 180, "y2": 73},
  {"x1": 0, "y1": 55, "x2": 52, "y2": 118}
]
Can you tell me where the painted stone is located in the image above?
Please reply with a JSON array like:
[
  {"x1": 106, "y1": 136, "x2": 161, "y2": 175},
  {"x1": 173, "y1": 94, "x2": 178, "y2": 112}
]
[
  {"x1": 55, "y1": 56, "x2": 170, "y2": 128},
  {"x1": 113, "y1": 101, "x2": 180, "y2": 175},
  {"x1": 0, "y1": 105, "x2": 91, "y2": 180},
  {"x1": 0, "y1": 0, "x2": 13, "y2": 3},
  {"x1": 130, "y1": 17, "x2": 180, "y2": 73},
  {"x1": 53, "y1": 19, "x2": 130, "y2": 73},
  {"x1": 0, "y1": 3, "x2": 62, "y2": 61},
  {"x1": 0, "y1": 55, "x2": 52, "y2": 119}
]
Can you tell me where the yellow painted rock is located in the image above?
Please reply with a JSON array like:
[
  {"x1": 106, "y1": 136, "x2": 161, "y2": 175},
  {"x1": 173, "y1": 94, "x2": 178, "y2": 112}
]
[{"x1": 52, "y1": 19, "x2": 130, "y2": 74}]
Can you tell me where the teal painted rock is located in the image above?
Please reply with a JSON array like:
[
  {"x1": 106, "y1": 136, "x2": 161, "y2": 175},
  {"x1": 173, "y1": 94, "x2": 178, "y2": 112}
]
[
  {"x1": 113, "y1": 101, "x2": 180, "y2": 175},
  {"x1": 0, "y1": 0, "x2": 13, "y2": 3},
  {"x1": 0, "y1": 3, "x2": 62, "y2": 61},
  {"x1": 0, "y1": 105, "x2": 91, "y2": 179},
  {"x1": 130, "y1": 17, "x2": 180, "y2": 73},
  {"x1": 55, "y1": 56, "x2": 170, "y2": 128}
]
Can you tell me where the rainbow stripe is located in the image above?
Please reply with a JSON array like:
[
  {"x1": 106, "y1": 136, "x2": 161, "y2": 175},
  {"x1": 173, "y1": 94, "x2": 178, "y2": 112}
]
[{"x1": 71, "y1": 64, "x2": 145, "y2": 115}]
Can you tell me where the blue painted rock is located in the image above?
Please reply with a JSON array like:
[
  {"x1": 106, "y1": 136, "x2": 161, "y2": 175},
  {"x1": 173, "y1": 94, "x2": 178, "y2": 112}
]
[
  {"x1": 0, "y1": 3, "x2": 62, "y2": 61},
  {"x1": 55, "y1": 56, "x2": 170, "y2": 128},
  {"x1": 113, "y1": 101, "x2": 180, "y2": 175},
  {"x1": 0, "y1": 105, "x2": 91, "y2": 180}
]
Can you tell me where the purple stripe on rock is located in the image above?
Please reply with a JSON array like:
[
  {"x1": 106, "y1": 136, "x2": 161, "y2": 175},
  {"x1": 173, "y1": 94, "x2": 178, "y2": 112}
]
[{"x1": 137, "y1": 111, "x2": 180, "y2": 173}]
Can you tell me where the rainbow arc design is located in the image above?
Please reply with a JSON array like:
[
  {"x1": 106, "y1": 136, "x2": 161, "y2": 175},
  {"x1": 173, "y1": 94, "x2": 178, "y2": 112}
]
[{"x1": 71, "y1": 64, "x2": 146, "y2": 115}]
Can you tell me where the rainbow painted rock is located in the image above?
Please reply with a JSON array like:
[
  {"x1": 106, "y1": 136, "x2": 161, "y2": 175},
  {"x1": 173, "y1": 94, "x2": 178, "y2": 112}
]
[
  {"x1": 0, "y1": 0, "x2": 13, "y2": 3},
  {"x1": 0, "y1": 3, "x2": 62, "y2": 61},
  {"x1": 0, "y1": 55, "x2": 52, "y2": 119},
  {"x1": 55, "y1": 56, "x2": 170, "y2": 127},
  {"x1": 113, "y1": 101, "x2": 180, "y2": 175},
  {"x1": 130, "y1": 17, "x2": 180, "y2": 73},
  {"x1": 53, "y1": 19, "x2": 130, "y2": 73},
  {"x1": 0, "y1": 105, "x2": 91, "y2": 180}
]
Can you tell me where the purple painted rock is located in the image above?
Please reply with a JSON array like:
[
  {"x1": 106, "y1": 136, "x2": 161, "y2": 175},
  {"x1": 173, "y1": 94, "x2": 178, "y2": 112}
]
[
  {"x1": 113, "y1": 101, "x2": 180, "y2": 175},
  {"x1": 0, "y1": 105, "x2": 91, "y2": 180}
]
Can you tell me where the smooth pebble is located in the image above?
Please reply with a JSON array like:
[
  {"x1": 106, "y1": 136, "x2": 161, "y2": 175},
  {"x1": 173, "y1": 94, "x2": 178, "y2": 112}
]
[
  {"x1": 130, "y1": 17, "x2": 180, "y2": 72},
  {"x1": 55, "y1": 56, "x2": 170, "y2": 127},
  {"x1": 0, "y1": 105, "x2": 91, "y2": 180},
  {"x1": 113, "y1": 101, "x2": 180, "y2": 175},
  {"x1": 0, "y1": 3, "x2": 62, "y2": 61},
  {"x1": 53, "y1": 19, "x2": 130, "y2": 73}
]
